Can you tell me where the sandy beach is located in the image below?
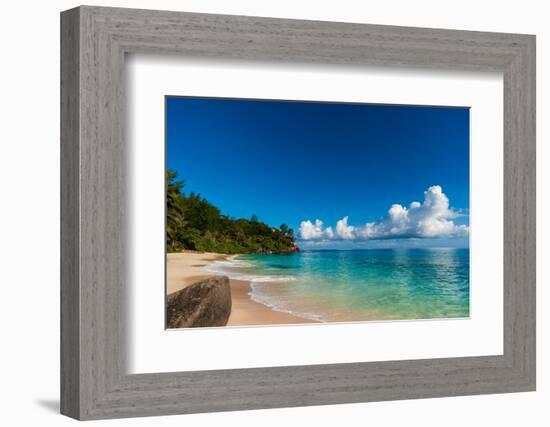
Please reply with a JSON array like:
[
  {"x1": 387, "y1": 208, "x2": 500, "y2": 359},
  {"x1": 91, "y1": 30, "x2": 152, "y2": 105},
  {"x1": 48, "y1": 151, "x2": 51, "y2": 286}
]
[{"x1": 167, "y1": 251, "x2": 313, "y2": 326}]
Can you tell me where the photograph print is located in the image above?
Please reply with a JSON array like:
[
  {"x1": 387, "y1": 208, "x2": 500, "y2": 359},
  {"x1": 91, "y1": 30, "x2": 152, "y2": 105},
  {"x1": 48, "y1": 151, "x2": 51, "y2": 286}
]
[{"x1": 165, "y1": 96, "x2": 470, "y2": 329}]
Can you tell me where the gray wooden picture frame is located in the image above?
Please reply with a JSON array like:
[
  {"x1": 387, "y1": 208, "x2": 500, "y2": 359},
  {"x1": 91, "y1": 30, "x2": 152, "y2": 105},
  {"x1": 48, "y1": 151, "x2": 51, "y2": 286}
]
[{"x1": 60, "y1": 5, "x2": 536, "y2": 421}]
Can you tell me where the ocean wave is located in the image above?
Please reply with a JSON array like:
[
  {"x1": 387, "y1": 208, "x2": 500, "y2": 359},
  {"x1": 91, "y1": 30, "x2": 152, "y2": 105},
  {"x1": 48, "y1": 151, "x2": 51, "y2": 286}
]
[
  {"x1": 213, "y1": 255, "x2": 254, "y2": 268},
  {"x1": 207, "y1": 255, "x2": 325, "y2": 322},
  {"x1": 206, "y1": 256, "x2": 296, "y2": 284}
]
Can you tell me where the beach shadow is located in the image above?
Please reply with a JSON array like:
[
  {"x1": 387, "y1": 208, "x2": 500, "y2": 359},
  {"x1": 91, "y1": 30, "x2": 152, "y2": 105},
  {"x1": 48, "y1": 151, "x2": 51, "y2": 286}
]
[{"x1": 35, "y1": 398, "x2": 59, "y2": 413}]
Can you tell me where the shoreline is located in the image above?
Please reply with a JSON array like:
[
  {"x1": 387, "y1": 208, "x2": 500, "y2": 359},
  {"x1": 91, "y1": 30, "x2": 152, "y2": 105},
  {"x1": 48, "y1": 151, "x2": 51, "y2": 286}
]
[{"x1": 167, "y1": 251, "x2": 315, "y2": 326}]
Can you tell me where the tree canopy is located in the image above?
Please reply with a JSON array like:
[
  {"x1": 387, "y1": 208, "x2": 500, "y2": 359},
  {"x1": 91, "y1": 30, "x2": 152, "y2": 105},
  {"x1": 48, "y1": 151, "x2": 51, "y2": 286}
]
[{"x1": 166, "y1": 170, "x2": 298, "y2": 254}]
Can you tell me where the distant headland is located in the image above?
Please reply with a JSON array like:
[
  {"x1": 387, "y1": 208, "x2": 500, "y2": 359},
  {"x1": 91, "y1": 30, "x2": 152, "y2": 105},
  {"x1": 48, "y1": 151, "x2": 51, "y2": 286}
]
[{"x1": 166, "y1": 170, "x2": 299, "y2": 255}]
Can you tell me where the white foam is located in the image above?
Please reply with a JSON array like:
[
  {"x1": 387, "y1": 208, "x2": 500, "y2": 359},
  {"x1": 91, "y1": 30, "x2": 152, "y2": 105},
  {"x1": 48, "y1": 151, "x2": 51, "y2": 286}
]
[
  {"x1": 206, "y1": 256, "x2": 297, "y2": 284},
  {"x1": 207, "y1": 256, "x2": 325, "y2": 322}
]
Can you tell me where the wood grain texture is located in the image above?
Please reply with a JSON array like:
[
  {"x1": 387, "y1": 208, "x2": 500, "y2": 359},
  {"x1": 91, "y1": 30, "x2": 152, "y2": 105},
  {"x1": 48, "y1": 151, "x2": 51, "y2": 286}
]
[
  {"x1": 60, "y1": 5, "x2": 536, "y2": 420},
  {"x1": 60, "y1": 7, "x2": 80, "y2": 419}
]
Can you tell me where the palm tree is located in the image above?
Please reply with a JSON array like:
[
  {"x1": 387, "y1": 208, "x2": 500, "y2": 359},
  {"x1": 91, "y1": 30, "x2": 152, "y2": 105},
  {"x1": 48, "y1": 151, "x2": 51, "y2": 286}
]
[{"x1": 166, "y1": 170, "x2": 187, "y2": 250}]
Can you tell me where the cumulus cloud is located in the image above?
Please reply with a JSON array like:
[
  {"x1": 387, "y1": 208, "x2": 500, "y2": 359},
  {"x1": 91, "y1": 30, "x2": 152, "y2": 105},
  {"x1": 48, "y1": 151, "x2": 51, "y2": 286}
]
[
  {"x1": 336, "y1": 216, "x2": 355, "y2": 239},
  {"x1": 299, "y1": 185, "x2": 468, "y2": 241},
  {"x1": 299, "y1": 219, "x2": 334, "y2": 240}
]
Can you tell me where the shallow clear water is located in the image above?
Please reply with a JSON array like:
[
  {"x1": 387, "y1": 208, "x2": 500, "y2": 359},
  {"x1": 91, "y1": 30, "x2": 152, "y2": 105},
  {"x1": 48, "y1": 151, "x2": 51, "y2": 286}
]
[{"x1": 208, "y1": 248, "x2": 469, "y2": 322}]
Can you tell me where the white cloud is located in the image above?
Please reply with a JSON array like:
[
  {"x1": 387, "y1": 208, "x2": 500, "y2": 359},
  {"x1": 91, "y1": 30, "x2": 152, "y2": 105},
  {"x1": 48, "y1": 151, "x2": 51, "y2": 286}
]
[
  {"x1": 299, "y1": 185, "x2": 468, "y2": 241},
  {"x1": 299, "y1": 219, "x2": 323, "y2": 240},
  {"x1": 336, "y1": 216, "x2": 355, "y2": 239},
  {"x1": 298, "y1": 219, "x2": 336, "y2": 240}
]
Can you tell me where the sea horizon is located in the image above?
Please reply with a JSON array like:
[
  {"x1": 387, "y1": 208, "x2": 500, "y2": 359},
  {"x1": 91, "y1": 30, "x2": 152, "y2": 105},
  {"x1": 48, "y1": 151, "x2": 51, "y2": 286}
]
[{"x1": 294, "y1": 246, "x2": 470, "y2": 252}]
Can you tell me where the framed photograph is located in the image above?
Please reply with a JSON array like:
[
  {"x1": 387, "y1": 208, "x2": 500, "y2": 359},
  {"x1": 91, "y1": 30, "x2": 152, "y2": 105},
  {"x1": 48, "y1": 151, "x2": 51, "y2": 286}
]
[
  {"x1": 164, "y1": 97, "x2": 471, "y2": 329},
  {"x1": 61, "y1": 6, "x2": 536, "y2": 420}
]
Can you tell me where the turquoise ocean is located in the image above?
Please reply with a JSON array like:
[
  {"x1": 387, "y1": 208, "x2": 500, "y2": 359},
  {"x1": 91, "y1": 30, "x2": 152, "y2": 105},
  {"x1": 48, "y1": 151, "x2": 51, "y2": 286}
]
[{"x1": 207, "y1": 249, "x2": 470, "y2": 322}]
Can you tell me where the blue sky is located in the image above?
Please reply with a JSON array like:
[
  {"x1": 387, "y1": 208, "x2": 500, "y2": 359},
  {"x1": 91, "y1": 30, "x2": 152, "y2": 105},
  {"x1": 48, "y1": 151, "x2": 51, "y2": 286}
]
[{"x1": 166, "y1": 96, "x2": 469, "y2": 249}]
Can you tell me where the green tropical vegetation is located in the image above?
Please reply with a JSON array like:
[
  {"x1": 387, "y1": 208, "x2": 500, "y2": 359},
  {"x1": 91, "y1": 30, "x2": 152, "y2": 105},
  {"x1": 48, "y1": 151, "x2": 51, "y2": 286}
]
[{"x1": 166, "y1": 170, "x2": 299, "y2": 254}]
